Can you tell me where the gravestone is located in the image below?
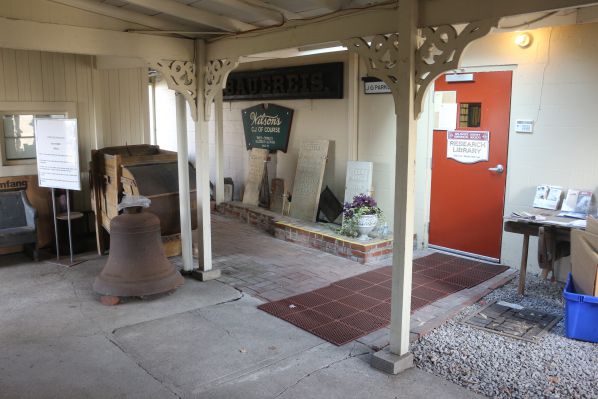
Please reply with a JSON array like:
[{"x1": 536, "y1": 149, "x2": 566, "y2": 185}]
[
  {"x1": 224, "y1": 184, "x2": 233, "y2": 202},
  {"x1": 289, "y1": 140, "x2": 329, "y2": 222},
  {"x1": 243, "y1": 148, "x2": 269, "y2": 206},
  {"x1": 344, "y1": 161, "x2": 373, "y2": 204},
  {"x1": 270, "y1": 178, "x2": 287, "y2": 214}
]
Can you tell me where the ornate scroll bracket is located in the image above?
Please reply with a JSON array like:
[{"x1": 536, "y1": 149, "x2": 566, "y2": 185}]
[
  {"x1": 415, "y1": 18, "x2": 499, "y2": 117},
  {"x1": 343, "y1": 17, "x2": 498, "y2": 118},
  {"x1": 149, "y1": 59, "x2": 198, "y2": 121},
  {"x1": 204, "y1": 57, "x2": 239, "y2": 122},
  {"x1": 343, "y1": 35, "x2": 400, "y2": 113}
]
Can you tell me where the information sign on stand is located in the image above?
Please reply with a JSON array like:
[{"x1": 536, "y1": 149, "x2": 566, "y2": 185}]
[{"x1": 34, "y1": 118, "x2": 81, "y2": 265}]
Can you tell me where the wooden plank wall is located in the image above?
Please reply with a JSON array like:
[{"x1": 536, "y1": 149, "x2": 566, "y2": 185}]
[
  {"x1": 0, "y1": 48, "x2": 150, "y2": 211},
  {"x1": 99, "y1": 68, "x2": 150, "y2": 147}
]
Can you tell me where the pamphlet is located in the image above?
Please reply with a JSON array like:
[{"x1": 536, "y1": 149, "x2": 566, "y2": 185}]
[
  {"x1": 559, "y1": 189, "x2": 593, "y2": 219},
  {"x1": 533, "y1": 185, "x2": 563, "y2": 210}
]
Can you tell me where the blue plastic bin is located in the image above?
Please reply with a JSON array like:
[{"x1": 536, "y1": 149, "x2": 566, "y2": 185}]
[{"x1": 563, "y1": 273, "x2": 598, "y2": 343}]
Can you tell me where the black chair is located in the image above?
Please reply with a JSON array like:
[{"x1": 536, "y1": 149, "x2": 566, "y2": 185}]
[{"x1": 0, "y1": 190, "x2": 38, "y2": 260}]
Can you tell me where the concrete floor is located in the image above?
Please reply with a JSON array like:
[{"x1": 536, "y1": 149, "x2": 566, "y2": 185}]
[{"x1": 0, "y1": 250, "x2": 485, "y2": 399}]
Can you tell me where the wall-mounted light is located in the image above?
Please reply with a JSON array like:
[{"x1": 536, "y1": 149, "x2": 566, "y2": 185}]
[{"x1": 515, "y1": 32, "x2": 532, "y2": 48}]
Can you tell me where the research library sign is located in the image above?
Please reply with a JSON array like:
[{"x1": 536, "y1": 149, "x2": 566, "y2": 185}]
[
  {"x1": 242, "y1": 103, "x2": 293, "y2": 152},
  {"x1": 224, "y1": 62, "x2": 343, "y2": 101}
]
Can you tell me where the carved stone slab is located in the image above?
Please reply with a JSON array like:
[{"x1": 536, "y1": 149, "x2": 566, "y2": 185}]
[
  {"x1": 270, "y1": 178, "x2": 287, "y2": 214},
  {"x1": 289, "y1": 140, "x2": 329, "y2": 222},
  {"x1": 242, "y1": 148, "x2": 269, "y2": 206},
  {"x1": 344, "y1": 161, "x2": 373, "y2": 204}
]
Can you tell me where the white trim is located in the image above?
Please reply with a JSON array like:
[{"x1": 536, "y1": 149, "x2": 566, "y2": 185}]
[
  {"x1": 428, "y1": 244, "x2": 500, "y2": 263},
  {"x1": 0, "y1": 17, "x2": 193, "y2": 60}
]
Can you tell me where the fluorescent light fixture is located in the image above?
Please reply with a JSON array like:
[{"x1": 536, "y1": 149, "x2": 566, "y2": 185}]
[{"x1": 297, "y1": 42, "x2": 347, "y2": 56}]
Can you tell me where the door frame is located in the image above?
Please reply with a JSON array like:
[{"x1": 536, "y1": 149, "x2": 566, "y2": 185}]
[{"x1": 420, "y1": 65, "x2": 517, "y2": 262}]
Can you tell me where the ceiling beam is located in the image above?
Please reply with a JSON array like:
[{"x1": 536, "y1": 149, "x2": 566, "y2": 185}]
[
  {"x1": 48, "y1": 0, "x2": 190, "y2": 31},
  {"x1": 215, "y1": 0, "x2": 283, "y2": 25},
  {"x1": 0, "y1": 16, "x2": 193, "y2": 60},
  {"x1": 239, "y1": 0, "x2": 302, "y2": 20},
  {"x1": 207, "y1": 0, "x2": 598, "y2": 59},
  {"x1": 122, "y1": 0, "x2": 256, "y2": 32},
  {"x1": 312, "y1": 0, "x2": 350, "y2": 11},
  {"x1": 419, "y1": 0, "x2": 598, "y2": 26}
]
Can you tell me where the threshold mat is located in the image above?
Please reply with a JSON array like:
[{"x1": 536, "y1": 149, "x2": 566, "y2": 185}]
[
  {"x1": 258, "y1": 252, "x2": 509, "y2": 346},
  {"x1": 462, "y1": 301, "x2": 561, "y2": 342}
]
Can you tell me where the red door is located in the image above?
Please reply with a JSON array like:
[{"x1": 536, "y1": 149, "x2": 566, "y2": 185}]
[{"x1": 429, "y1": 71, "x2": 512, "y2": 261}]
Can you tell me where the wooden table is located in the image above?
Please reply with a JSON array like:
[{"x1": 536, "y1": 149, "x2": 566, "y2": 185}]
[{"x1": 504, "y1": 216, "x2": 576, "y2": 295}]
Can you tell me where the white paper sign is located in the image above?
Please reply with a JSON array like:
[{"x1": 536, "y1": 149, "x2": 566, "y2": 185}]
[
  {"x1": 34, "y1": 118, "x2": 81, "y2": 191},
  {"x1": 446, "y1": 130, "x2": 490, "y2": 164},
  {"x1": 364, "y1": 81, "x2": 391, "y2": 94}
]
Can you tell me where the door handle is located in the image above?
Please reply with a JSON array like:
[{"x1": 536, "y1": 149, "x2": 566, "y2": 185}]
[{"x1": 488, "y1": 164, "x2": 504, "y2": 173}]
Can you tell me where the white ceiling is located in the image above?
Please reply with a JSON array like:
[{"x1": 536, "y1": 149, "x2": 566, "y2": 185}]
[{"x1": 53, "y1": 0, "x2": 392, "y2": 38}]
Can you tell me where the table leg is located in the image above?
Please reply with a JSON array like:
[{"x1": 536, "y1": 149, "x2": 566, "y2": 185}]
[{"x1": 518, "y1": 234, "x2": 530, "y2": 296}]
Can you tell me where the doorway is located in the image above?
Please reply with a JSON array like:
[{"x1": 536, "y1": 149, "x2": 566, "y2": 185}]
[{"x1": 428, "y1": 71, "x2": 512, "y2": 262}]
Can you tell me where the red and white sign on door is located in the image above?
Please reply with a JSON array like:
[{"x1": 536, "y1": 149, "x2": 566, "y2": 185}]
[{"x1": 447, "y1": 130, "x2": 490, "y2": 164}]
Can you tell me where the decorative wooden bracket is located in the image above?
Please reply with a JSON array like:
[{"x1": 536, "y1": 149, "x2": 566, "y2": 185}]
[
  {"x1": 414, "y1": 18, "x2": 499, "y2": 117},
  {"x1": 149, "y1": 59, "x2": 198, "y2": 121},
  {"x1": 204, "y1": 57, "x2": 239, "y2": 121},
  {"x1": 343, "y1": 18, "x2": 499, "y2": 118}
]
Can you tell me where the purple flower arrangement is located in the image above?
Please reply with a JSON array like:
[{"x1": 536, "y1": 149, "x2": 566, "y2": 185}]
[
  {"x1": 336, "y1": 194, "x2": 383, "y2": 238},
  {"x1": 342, "y1": 194, "x2": 381, "y2": 218}
]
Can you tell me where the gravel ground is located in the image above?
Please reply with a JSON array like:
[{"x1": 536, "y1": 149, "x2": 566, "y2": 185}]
[{"x1": 411, "y1": 273, "x2": 598, "y2": 399}]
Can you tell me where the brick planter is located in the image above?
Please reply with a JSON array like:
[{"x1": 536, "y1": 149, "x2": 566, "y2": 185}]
[{"x1": 216, "y1": 201, "x2": 393, "y2": 265}]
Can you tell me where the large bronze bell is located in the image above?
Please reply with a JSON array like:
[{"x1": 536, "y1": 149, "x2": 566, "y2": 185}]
[{"x1": 93, "y1": 206, "x2": 184, "y2": 298}]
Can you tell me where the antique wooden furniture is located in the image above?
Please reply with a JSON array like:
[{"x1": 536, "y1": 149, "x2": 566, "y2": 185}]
[
  {"x1": 90, "y1": 145, "x2": 197, "y2": 257},
  {"x1": 504, "y1": 214, "x2": 577, "y2": 295},
  {"x1": 0, "y1": 190, "x2": 38, "y2": 260}
]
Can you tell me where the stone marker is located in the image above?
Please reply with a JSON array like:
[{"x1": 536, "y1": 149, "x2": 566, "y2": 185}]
[
  {"x1": 289, "y1": 140, "x2": 329, "y2": 222},
  {"x1": 243, "y1": 148, "x2": 269, "y2": 206},
  {"x1": 270, "y1": 178, "x2": 287, "y2": 214},
  {"x1": 224, "y1": 184, "x2": 233, "y2": 202},
  {"x1": 344, "y1": 161, "x2": 373, "y2": 204}
]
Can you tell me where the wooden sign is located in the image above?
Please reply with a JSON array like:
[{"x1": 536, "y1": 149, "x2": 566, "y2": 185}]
[
  {"x1": 289, "y1": 140, "x2": 329, "y2": 222},
  {"x1": 224, "y1": 62, "x2": 343, "y2": 101},
  {"x1": 242, "y1": 103, "x2": 293, "y2": 152}
]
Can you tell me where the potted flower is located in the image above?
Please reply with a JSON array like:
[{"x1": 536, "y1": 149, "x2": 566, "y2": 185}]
[{"x1": 339, "y1": 194, "x2": 383, "y2": 240}]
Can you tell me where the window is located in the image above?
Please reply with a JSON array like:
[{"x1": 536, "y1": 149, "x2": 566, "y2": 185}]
[
  {"x1": 459, "y1": 102, "x2": 482, "y2": 128},
  {"x1": 1, "y1": 112, "x2": 67, "y2": 165}
]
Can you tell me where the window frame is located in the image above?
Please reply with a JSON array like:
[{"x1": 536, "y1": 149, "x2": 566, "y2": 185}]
[{"x1": 0, "y1": 102, "x2": 77, "y2": 167}]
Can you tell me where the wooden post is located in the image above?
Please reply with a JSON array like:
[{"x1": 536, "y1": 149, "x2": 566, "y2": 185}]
[
  {"x1": 518, "y1": 234, "x2": 529, "y2": 295},
  {"x1": 371, "y1": 0, "x2": 417, "y2": 374},
  {"x1": 175, "y1": 92, "x2": 193, "y2": 271},
  {"x1": 215, "y1": 92, "x2": 225, "y2": 204},
  {"x1": 192, "y1": 39, "x2": 220, "y2": 281}
]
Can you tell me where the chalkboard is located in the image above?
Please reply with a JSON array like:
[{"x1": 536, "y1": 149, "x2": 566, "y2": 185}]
[{"x1": 242, "y1": 103, "x2": 293, "y2": 153}]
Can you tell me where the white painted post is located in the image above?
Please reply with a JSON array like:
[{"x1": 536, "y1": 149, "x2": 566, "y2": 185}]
[
  {"x1": 389, "y1": 0, "x2": 417, "y2": 357},
  {"x1": 215, "y1": 92, "x2": 225, "y2": 204},
  {"x1": 175, "y1": 93, "x2": 193, "y2": 271},
  {"x1": 371, "y1": 0, "x2": 417, "y2": 374},
  {"x1": 193, "y1": 39, "x2": 219, "y2": 280},
  {"x1": 347, "y1": 52, "x2": 359, "y2": 161}
]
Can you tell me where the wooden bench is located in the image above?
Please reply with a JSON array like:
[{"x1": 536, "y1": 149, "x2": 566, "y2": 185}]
[{"x1": 0, "y1": 190, "x2": 39, "y2": 260}]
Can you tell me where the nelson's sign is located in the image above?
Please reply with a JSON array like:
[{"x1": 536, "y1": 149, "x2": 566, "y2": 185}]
[{"x1": 224, "y1": 62, "x2": 343, "y2": 101}]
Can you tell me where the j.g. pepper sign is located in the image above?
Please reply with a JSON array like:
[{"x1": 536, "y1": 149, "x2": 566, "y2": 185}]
[{"x1": 446, "y1": 130, "x2": 490, "y2": 164}]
